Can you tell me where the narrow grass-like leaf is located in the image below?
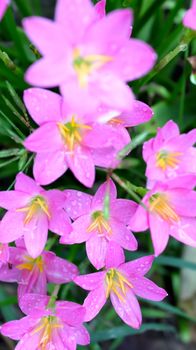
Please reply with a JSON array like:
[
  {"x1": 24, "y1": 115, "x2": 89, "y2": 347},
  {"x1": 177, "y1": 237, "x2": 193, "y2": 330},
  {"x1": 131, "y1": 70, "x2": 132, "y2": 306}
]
[{"x1": 90, "y1": 323, "x2": 176, "y2": 342}]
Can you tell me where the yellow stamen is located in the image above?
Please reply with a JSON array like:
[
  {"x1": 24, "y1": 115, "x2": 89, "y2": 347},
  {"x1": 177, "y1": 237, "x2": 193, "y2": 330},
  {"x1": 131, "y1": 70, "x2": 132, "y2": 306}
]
[
  {"x1": 16, "y1": 255, "x2": 44, "y2": 273},
  {"x1": 105, "y1": 268, "x2": 133, "y2": 302},
  {"x1": 16, "y1": 195, "x2": 50, "y2": 225},
  {"x1": 87, "y1": 211, "x2": 112, "y2": 235},
  {"x1": 149, "y1": 194, "x2": 179, "y2": 223},
  {"x1": 31, "y1": 316, "x2": 63, "y2": 350},
  {"x1": 58, "y1": 116, "x2": 92, "y2": 152},
  {"x1": 73, "y1": 48, "x2": 113, "y2": 87},
  {"x1": 109, "y1": 117, "x2": 123, "y2": 125},
  {"x1": 156, "y1": 150, "x2": 182, "y2": 171}
]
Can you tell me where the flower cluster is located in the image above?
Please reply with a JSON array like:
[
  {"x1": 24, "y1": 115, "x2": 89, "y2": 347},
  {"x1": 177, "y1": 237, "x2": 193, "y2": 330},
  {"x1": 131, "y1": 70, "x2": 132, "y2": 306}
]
[{"x1": 0, "y1": 1, "x2": 196, "y2": 349}]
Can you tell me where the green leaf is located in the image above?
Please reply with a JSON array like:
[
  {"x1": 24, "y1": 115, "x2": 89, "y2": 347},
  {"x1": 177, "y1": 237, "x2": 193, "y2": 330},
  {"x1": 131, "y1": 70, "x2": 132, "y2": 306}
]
[
  {"x1": 90, "y1": 323, "x2": 176, "y2": 343},
  {"x1": 0, "y1": 148, "x2": 20, "y2": 158}
]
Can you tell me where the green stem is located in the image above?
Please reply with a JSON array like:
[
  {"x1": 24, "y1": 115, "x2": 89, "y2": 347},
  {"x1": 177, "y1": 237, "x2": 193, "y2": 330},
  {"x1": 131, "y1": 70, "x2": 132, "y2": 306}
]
[
  {"x1": 111, "y1": 173, "x2": 147, "y2": 204},
  {"x1": 135, "y1": 29, "x2": 195, "y2": 91},
  {"x1": 179, "y1": 48, "x2": 189, "y2": 126}
]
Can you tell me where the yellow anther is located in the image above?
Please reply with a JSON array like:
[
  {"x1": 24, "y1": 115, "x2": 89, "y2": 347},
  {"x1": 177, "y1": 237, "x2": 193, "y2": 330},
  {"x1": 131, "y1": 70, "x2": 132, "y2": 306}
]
[
  {"x1": 73, "y1": 48, "x2": 113, "y2": 87},
  {"x1": 156, "y1": 151, "x2": 182, "y2": 171},
  {"x1": 149, "y1": 194, "x2": 179, "y2": 223},
  {"x1": 16, "y1": 196, "x2": 50, "y2": 225},
  {"x1": 32, "y1": 316, "x2": 63, "y2": 350},
  {"x1": 16, "y1": 255, "x2": 44, "y2": 273},
  {"x1": 87, "y1": 211, "x2": 112, "y2": 235},
  {"x1": 105, "y1": 269, "x2": 133, "y2": 302},
  {"x1": 58, "y1": 116, "x2": 91, "y2": 152}
]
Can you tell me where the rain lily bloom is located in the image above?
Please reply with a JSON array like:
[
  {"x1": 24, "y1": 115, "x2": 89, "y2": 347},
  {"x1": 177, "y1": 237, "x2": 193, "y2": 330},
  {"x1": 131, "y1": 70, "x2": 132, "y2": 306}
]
[
  {"x1": 61, "y1": 179, "x2": 138, "y2": 269},
  {"x1": 183, "y1": 0, "x2": 196, "y2": 30},
  {"x1": 129, "y1": 175, "x2": 196, "y2": 256},
  {"x1": 143, "y1": 120, "x2": 196, "y2": 186},
  {"x1": 0, "y1": 0, "x2": 10, "y2": 20},
  {"x1": 1, "y1": 293, "x2": 90, "y2": 349},
  {"x1": 75, "y1": 255, "x2": 167, "y2": 328},
  {"x1": 0, "y1": 172, "x2": 71, "y2": 258},
  {"x1": 8, "y1": 239, "x2": 78, "y2": 300},
  {"x1": 23, "y1": 0, "x2": 156, "y2": 112},
  {"x1": 23, "y1": 88, "x2": 133, "y2": 187}
]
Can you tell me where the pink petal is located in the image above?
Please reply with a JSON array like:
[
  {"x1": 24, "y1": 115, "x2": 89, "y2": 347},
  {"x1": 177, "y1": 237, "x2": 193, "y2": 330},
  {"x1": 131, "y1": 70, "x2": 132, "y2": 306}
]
[
  {"x1": 0, "y1": 0, "x2": 10, "y2": 20},
  {"x1": 44, "y1": 251, "x2": 78, "y2": 283},
  {"x1": 90, "y1": 145, "x2": 121, "y2": 168},
  {"x1": 19, "y1": 293, "x2": 49, "y2": 315},
  {"x1": 149, "y1": 214, "x2": 170, "y2": 256},
  {"x1": 83, "y1": 123, "x2": 128, "y2": 149},
  {"x1": 111, "y1": 288, "x2": 142, "y2": 328},
  {"x1": 0, "y1": 265, "x2": 20, "y2": 282},
  {"x1": 24, "y1": 123, "x2": 63, "y2": 153},
  {"x1": 15, "y1": 173, "x2": 42, "y2": 194},
  {"x1": 169, "y1": 217, "x2": 196, "y2": 247},
  {"x1": 168, "y1": 189, "x2": 196, "y2": 217},
  {"x1": 167, "y1": 174, "x2": 196, "y2": 190},
  {"x1": 105, "y1": 241, "x2": 125, "y2": 268},
  {"x1": 1, "y1": 316, "x2": 37, "y2": 340},
  {"x1": 60, "y1": 214, "x2": 91, "y2": 244},
  {"x1": 183, "y1": 6, "x2": 196, "y2": 30},
  {"x1": 23, "y1": 88, "x2": 63, "y2": 125},
  {"x1": 0, "y1": 211, "x2": 24, "y2": 243},
  {"x1": 0, "y1": 191, "x2": 29, "y2": 210},
  {"x1": 66, "y1": 146, "x2": 95, "y2": 188},
  {"x1": 128, "y1": 203, "x2": 149, "y2": 232},
  {"x1": 86, "y1": 234, "x2": 108, "y2": 269},
  {"x1": 55, "y1": 0, "x2": 96, "y2": 41},
  {"x1": 56, "y1": 301, "x2": 86, "y2": 326},
  {"x1": 95, "y1": 0, "x2": 106, "y2": 19},
  {"x1": 73, "y1": 325, "x2": 90, "y2": 346},
  {"x1": 18, "y1": 268, "x2": 47, "y2": 300},
  {"x1": 25, "y1": 57, "x2": 66, "y2": 87},
  {"x1": 9, "y1": 246, "x2": 25, "y2": 265},
  {"x1": 142, "y1": 138, "x2": 154, "y2": 162},
  {"x1": 64, "y1": 190, "x2": 92, "y2": 220},
  {"x1": 110, "y1": 199, "x2": 137, "y2": 224},
  {"x1": 15, "y1": 332, "x2": 41, "y2": 350},
  {"x1": 86, "y1": 10, "x2": 133, "y2": 50},
  {"x1": 24, "y1": 214, "x2": 48, "y2": 258},
  {"x1": 132, "y1": 276, "x2": 168, "y2": 301},
  {"x1": 92, "y1": 178, "x2": 117, "y2": 209},
  {"x1": 33, "y1": 151, "x2": 68, "y2": 185},
  {"x1": 119, "y1": 255, "x2": 154, "y2": 277},
  {"x1": 45, "y1": 190, "x2": 72, "y2": 236},
  {"x1": 120, "y1": 100, "x2": 153, "y2": 127},
  {"x1": 111, "y1": 39, "x2": 156, "y2": 81},
  {"x1": 111, "y1": 219, "x2": 138, "y2": 251},
  {"x1": 95, "y1": 73, "x2": 135, "y2": 111},
  {"x1": 74, "y1": 271, "x2": 106, "y2": 290},
  {"x1": 160, "y1": 120, "x2": 179, "y2": 140},
  {"x1": 83, "y1": 285, "x2": 107, "y2": 322},
  {"x1": 23, "y1": 17, "x2": 67, "y2": 55}
]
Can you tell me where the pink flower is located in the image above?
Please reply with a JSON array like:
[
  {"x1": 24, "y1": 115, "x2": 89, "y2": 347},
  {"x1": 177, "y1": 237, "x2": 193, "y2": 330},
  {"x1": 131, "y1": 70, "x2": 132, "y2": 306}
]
[
  {"x1": 143, "y1": 120, "x2": 196, "y2": 186},
  {"x1": 23, "y1": 0, "x2": 156, "y2": 112},
  {"x1": 7, "y1": 239, "x2": 78, "y2": 300},
  {"x1": 129, "y1": 175, "x2": 196, "y2": 256},
  {"x1": 0, "y1": 172, "x2": 71, "y2": 258},
  {"x1": 23, "y1": 88, "x2": 133, "y2": 187},
  {"x1": 1, "y1": 293, "x2": 90, "y2": 349},
  {"x1": 183, "y1": 0, "x2": 196, "y2": 30},
  {"x1": 75, "y1": 255, "x2": 167, "y2": 328},
  {"x1": 0, "y1": 0, "x2": 10, "y2": 20},
  {"x1": 61, "y1": 179, "x2": 138, "y2": 269}
]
